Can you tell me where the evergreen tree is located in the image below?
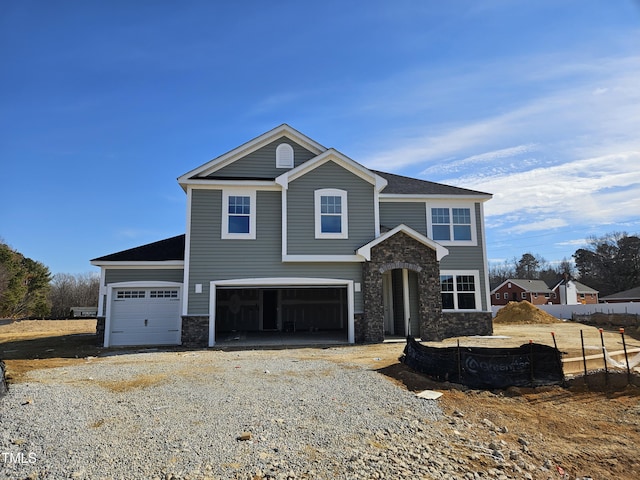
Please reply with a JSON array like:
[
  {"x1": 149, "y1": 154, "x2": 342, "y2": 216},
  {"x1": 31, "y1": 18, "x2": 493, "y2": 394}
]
[{"x1": 0, "y1": 241, "x2": 51, "y2": 318}]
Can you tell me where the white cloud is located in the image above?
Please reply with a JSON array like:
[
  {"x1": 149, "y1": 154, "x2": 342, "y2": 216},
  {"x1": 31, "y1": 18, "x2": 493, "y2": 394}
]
[
  {"x1": 360, "y1": 54, "x2": 640, "y2": 173},
  {"x1": 509, "y1": 218, "x2": 569, "y2": 235},
  {"x1": 421, "y1": 143, "x2": 538, "y2": 177},
  {"x1": 459, "y1": 151, "x2": 640, "y2": 233}
]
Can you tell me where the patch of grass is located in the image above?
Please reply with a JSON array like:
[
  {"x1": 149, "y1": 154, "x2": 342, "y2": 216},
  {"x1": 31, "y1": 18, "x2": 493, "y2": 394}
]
[
  {"x1": 96, "y1": 373, "x2": 168, "y2": 392},
  {"x1": 367, "y1": 439, "x2": 387, "y2": 449},
  {"x1": 90, "y1": 418, "x2": 106, "y2": 428}
]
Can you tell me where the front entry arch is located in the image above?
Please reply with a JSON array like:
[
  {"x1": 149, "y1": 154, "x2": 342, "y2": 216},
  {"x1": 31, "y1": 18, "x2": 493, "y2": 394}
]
[
  {"x1": 382, "y1": 269, "x2": 420, "y2": 338},
  {"x1": 361, "y1": 229, "x2": 445, "y2": 343}
]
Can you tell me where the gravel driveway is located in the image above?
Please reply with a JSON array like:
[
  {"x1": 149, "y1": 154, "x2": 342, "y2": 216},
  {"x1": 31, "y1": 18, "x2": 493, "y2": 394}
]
[{"x1": 1, "y1": 347, "x2": 455, "y2": 480}]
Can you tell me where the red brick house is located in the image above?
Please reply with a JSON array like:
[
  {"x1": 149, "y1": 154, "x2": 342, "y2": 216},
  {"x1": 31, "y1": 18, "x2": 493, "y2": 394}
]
[{"x1": 491, "y1": 279, "x2": 554, "y2": 306}]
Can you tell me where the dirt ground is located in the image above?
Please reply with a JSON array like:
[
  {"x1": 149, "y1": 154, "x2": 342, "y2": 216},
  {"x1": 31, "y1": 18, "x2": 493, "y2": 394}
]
[{"x1": 2, "y1": 317, "x2": 640, "y2": 478}]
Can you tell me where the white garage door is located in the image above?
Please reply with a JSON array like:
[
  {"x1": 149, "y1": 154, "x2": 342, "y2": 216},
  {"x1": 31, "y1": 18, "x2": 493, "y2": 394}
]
[{"x1": 110, "y1": 288, "x2": 181, "y2": 346}]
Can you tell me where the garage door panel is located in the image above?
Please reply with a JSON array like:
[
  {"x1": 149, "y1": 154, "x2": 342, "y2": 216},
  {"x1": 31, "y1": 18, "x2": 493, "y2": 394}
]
[
  {"x1": 109, "y1": 330, "x2": 180, "y2": 347},
  {"x1": 109, "y1": 287, "x2": 181, "y2": 347}
]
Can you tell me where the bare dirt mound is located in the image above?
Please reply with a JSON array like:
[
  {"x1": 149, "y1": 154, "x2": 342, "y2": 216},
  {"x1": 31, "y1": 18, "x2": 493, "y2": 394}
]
[{"x1": 493, "y1": 300, "x2": 560, "y2": 325}]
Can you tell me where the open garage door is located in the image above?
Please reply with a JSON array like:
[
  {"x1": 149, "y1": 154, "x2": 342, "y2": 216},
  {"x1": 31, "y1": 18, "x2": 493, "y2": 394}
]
[{"x1": 109, "y1": 287, "x2": 181, "y2": 347}]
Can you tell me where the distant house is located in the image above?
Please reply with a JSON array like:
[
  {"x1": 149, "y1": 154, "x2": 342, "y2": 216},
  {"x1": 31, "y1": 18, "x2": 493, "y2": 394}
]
[
  {"x1": 491, "y1": 278, "x2": 600, "y2": 306},
  {"x1": 550, "y1": 279, "x2": 599, "y2": 305},
  {"x1": 600, "y1": 286, "x2": 640, "y2": 303},
  {"x1": 491, "y1": 279, "x2": 554, "y2": 306},
  {"x1": 70, "y1": 307, "x2": 98, "y2": 318}
]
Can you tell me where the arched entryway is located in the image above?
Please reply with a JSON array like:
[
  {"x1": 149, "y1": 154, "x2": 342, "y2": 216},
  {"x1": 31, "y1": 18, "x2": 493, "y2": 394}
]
[
  {"x1": 381, "y1": 265, "x2": 421, "y2": 338},
  {"x1": 358, "y1": 225, "x2": 447, "y2": 343}
]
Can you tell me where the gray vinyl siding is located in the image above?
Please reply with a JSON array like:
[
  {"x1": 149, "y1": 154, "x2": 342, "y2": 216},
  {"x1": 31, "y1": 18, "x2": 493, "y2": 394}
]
[
  {"x1": 438, "y1": 203, "x2": 489, "y2": 310},
  {"x1": 104, "y1": 269, "x2": 184, "y2": 285},
  {"x1": 187, "y1": 188, "x2": 363, "y2": 314},
  {"x1": 287, "y1": 161, "x2": 376, "y2": 255},
  {"x1": 208, "y1": 137, "x2": 317, "y2": 179},
  {"x1": 379, "y1": 202, "x2": 427, "y2": 234}
]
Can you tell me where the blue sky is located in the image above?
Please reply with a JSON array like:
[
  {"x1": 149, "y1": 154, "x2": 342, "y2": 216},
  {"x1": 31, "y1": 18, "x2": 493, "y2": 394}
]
[{"x1": 2, "y1": 1, "x2": 639, "y2": 275}]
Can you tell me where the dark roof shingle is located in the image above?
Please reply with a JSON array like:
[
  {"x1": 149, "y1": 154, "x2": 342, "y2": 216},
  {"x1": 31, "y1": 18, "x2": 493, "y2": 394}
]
[
  {"x1": 373, "y1": 170, "x2": 491, "y2": 196},
  {"x1": 92, "y1": 235, "x2": 185, "y2": 262}
]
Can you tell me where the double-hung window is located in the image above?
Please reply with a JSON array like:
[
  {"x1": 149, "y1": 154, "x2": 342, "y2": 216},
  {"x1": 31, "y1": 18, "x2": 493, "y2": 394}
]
[
  {"x1": 222, "y1": 190, "x2": 256, "y2": 239},
  {"x1": 314, "y1": 189, "x2": 348, "y2": 239},
  {"x1": 428, "y1": 205, "x2": 476, "y2": 245},
  {"x1": 440, "y1": 271, "x2": 480, "y2": 310}
]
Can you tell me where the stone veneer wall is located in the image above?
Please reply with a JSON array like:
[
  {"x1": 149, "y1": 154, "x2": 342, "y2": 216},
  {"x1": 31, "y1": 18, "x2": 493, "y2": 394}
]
[
  {"x1": 353, "y1": 313, "x2": 366, "y2": 344},
  {"x1": 361, "y1": 231, "x2": 443, "y2": 343},
  {"x1": 96, "y1": 317, "x2": 105, "y2": 346},
  {"x1": 441, "y1": 311, "x2": 493, "y2": 339},
  {"x1": 181, "y1": 316, "x2": 209, "y2": 347}
]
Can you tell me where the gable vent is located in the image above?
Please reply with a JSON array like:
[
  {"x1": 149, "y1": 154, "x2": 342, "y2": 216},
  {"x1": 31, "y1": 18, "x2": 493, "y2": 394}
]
[{"x1": 276, "y1": 143, "x2": 294, "y2": 168}]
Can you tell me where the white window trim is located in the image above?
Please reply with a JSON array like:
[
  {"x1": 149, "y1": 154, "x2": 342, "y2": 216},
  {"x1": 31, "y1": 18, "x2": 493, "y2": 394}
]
[
  {"x1": 440, "y1": 270, "x2": 482, "y2": 311},
  {"x1": 276, "y1": 143, "x2": 294, "y2": 168},
  {"x1": 314, "y1": 188, "x2": 348, "y2": 239},
  {"x1": 222, "y1": 189, "x2": 256, "y2": 240},
  {"x1": 426, "y1": 202, "x2": 477, "y2": 246}
]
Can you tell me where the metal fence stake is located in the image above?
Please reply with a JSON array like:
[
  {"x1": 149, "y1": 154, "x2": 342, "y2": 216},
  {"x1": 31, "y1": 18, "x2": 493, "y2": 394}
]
[
  {"x1": 620, "y1": 328, "x2": 631, "y2": 383},
  {"x1": 580, "y1": 330, "x2": 588, "y2": 385},
  {"x1": 599, "y1": 328, "x2": 608, "y2": 385},
  {"x1": 529, "y1": 339, "x2": 534, "y2": 384},
  {"x1": 456, "y1": 339, "x2": 462, "y2": 384}
]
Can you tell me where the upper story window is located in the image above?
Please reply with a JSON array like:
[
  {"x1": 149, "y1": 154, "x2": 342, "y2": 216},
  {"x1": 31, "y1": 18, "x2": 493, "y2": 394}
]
[
  {"x1": 314, "y1": 189, "x2": 348, "y2": 239},
  {"x1": 427, "y1": 204, "x2": 476, "y2": 246},
  {"x1": 276, "y1": 143, "x2": 294, "y2": 168},
  {"x1": 222, "y1": 190, "x2": 256, "y2": 239},
  {"x1": 440, "y1": 271, "x2": 480, "y2": 310}
]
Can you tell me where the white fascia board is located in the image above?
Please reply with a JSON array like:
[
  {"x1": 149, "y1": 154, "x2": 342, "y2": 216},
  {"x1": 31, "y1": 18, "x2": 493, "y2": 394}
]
[
  {"x1": 182, "y1": 186, "x2": 193, "y2": 316},
  {"x1": 379, "y1": 194, "x2": 492, "y2": 202},
  {"x1": 282, "y1": 255, "x2": 365, "y2": 263},
  {"x1": 357, "y1": 224, "x2": 449, "y2": 262},
  {"x1": 89, "y1": 261, "x2": 184, "y2": 268},
  {"x1": 276, "y1": 149, "x2": 385, "y2": 190},
  {"x1": 479, "y1": 201, "x2": 492, "y2": 311},
  {"x1": 178, "y1": 124, "x2": 327, "y2": 185},
  {"x1": 281, "y1": 188, "x2": 288, "y2": 258},
  {"x1": 179, "y1": 179, "x2": 281, "y2": 190},
  {"x1": 212, "y1": 277, "x2": 353, "y2": 287},
  {"x1": 107, "y1": 280, "x2": 183, "y2": 288},
  {"x1": 97, "y1": 267, "x2": 107, "y2": 317}
]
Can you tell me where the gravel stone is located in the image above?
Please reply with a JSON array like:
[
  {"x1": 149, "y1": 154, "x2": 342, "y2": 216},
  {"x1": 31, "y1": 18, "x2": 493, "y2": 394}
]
[{"x1": 0, "y1": 348, "x2": 580, "y2": 479}]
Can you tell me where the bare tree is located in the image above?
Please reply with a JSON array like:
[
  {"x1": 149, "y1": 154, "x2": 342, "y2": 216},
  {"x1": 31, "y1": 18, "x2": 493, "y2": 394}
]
[
  {"x1": 49, "y1": 272, "x2": 100, "y2": 318},
  {"x1": 488, "y1": 259, "x2": 516, "y2": 289}
]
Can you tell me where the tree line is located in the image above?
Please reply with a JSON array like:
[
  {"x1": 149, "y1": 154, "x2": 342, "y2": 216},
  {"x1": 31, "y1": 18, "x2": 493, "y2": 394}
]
[
  {"x1": 489, "y1": 232, "x2": 640, "y2": 297},
  {"x1": 0, "y1": 240, "x2": 99, "y2": 319}
]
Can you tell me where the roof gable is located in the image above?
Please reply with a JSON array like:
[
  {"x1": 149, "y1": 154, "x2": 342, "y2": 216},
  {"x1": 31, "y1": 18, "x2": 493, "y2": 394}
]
[
  {"x1": 276, "y1": 149, "x2": 388, "y2": 191},
  {"x1": 357, "y1": 224, "x2": 448, "y2": 261},
  {"x1": 178, "y1": 124, "x2": 327, "y2": 188}
]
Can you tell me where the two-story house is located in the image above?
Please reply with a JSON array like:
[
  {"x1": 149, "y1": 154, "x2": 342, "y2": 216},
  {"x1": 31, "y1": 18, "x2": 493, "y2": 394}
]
[{"x1": 92, "y1": 125, "x2": 493, "y2": 348}]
